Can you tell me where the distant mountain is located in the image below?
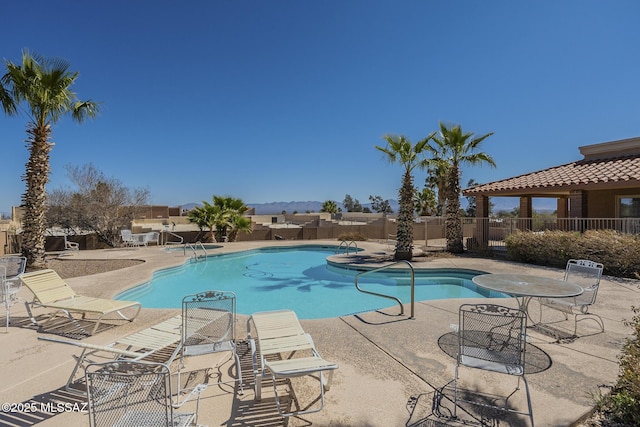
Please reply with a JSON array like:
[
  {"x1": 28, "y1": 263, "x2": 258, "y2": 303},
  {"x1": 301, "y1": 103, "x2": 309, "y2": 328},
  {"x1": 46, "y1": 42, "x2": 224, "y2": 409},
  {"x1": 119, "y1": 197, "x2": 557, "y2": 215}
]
[{"x1": 180, "y1": 200, "x2": 400, "y2": 215}]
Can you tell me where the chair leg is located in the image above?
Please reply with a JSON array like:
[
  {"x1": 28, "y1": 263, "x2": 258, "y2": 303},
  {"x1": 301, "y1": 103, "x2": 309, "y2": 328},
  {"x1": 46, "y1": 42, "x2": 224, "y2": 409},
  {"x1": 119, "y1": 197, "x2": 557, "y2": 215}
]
[
  {"x1": 234, "y1": 350, "x2": 244, "y2": 394},
  {"x1": 574, "y1": 313, "x2": 605, "y2": 336},
  {"x1": 520, "y1": 375, "x2": 535, "y2": 427},
  {"x1": 249, "y1": 339, "x2": 262, "y2": 400},
  {"x1": 271, "y1": 372, "x2": 328, "y2": 417},
  {"x1": 453, "y1": 363, "x2": 460, "y2": 419}
]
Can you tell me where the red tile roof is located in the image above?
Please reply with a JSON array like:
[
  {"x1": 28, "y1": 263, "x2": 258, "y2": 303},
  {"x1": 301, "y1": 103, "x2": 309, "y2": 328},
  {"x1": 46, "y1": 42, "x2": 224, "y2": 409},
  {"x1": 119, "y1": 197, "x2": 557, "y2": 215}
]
[{"x1": 463, "y1": 153, "x2": 640, "y2": 196}]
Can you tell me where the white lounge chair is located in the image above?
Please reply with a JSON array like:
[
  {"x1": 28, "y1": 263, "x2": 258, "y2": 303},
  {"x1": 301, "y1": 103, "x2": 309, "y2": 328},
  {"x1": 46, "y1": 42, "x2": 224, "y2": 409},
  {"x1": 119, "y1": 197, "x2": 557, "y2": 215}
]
[
  {"x1": 21, "y1": 269, "x2": 141, "y2": 336},
  {"x1": 39, "y1": 314, "x2": 184, "y2": 393},
  {"x1": 538, "y1": 259, "x2": 605, "y2": 335},
  {"x1": 247, "y1": 309, "x2": 338, "y2": 417}
]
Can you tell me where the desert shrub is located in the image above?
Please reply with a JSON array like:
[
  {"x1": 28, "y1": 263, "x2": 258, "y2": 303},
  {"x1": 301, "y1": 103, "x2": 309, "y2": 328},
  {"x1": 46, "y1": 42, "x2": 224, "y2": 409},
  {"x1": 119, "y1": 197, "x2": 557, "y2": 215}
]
[
  {"x1": 505, "y1": 229, "x2": 640, "y2": 278},
  {"x1": 337, "y1": 232, "x2": 367, "y2": 241}
]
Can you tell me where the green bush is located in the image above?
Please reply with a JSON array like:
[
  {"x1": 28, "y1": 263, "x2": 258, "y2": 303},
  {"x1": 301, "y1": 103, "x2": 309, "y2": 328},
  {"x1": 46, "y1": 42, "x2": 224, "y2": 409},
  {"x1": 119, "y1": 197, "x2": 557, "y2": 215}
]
[{"x1": 504, "y1": 230, "x2": 640, "y2": 278}]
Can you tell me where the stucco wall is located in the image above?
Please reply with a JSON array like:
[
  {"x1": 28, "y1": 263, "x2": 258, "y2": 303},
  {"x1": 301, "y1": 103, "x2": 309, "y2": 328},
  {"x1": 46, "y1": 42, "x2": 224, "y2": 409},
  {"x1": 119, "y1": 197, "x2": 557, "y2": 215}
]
[{"x1": 588, "y1": 188, "x2": 640, "y2": 217}]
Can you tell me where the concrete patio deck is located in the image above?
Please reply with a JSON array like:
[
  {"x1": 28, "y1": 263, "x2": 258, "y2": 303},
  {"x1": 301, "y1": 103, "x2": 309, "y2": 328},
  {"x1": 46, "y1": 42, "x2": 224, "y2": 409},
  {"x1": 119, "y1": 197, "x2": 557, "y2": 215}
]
[{"x1": 1, "y1": 240, "x2": 638, "y2": 426}]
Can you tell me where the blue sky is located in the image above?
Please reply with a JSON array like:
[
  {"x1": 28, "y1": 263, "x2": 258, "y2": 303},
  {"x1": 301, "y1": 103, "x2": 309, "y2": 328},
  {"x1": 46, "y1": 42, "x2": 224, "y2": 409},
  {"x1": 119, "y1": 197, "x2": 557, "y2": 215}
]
[{"x1": 2, "y1": 1, "x2": 639, "y2": 215}]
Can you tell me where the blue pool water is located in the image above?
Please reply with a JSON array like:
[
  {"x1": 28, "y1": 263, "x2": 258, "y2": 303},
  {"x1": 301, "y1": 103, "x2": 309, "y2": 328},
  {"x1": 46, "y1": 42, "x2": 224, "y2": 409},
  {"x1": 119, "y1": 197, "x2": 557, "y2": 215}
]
[{"x1": 117, "y1": 245, "x2": 499, "y2": 319}]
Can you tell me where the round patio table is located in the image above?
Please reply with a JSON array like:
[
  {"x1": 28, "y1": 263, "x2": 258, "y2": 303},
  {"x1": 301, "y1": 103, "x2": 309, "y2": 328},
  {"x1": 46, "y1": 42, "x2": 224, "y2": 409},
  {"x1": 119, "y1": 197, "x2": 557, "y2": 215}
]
[{"x1": 472, "y1": 273, "x2": 583, "y2": 320}]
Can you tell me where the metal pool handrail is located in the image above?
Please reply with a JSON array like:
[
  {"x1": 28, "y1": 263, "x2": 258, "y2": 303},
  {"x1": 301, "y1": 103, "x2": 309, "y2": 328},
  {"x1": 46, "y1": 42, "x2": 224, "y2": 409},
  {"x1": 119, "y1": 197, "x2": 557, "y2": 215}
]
[
  {"x1": 354, "y1": 260, "x2": 415, "y2": 319},
  {"x1": 184, "y1": 241, "x2": 207, "y2": 261},
  {"x1": 336, "y1": 240, "x2": 358, "y2": 255}
]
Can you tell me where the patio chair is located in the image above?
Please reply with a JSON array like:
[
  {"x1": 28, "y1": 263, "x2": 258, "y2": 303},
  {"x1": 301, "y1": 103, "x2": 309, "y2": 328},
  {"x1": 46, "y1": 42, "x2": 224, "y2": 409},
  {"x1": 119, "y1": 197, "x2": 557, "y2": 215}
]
[
  {"x1": 538, "y1": 259, "x2": 605, "y2": 335},
  {"x1": 247, "y1": 309, "x2": 338, "y2": 417},
  {"x1": 1, "y1": 266, "x2": 7, "y2": 332},
  {"x1": 120, "y1": 229, "x2": 143, "y2": 247},
  {"x1": 0, "y1": 256, "x2": 26, "y2": 332},
  {"x1": 64, "y1": 235, "x2": 80, "y2": 251},
  {"x1": 452, "y1": 303, "x2": 534, "y2": 426},
  {"x1": 20, "y1": 269, "x2": 142, "y2": 336},
  {"x1": 38, "y1": 314, "x2": 184, "y2": 393},
  {"x1": 143, "y1": 231, "x2": 160, "y2": 246},
  {"x1": 85, "y1": 360, "x2": 203, "y2": 427},
  {"x1": 0, "y1": 255, "x2": 26, "y2": 299},
  {"x1": 178, "y1": 291, "x2": 243, "y2": 399}
]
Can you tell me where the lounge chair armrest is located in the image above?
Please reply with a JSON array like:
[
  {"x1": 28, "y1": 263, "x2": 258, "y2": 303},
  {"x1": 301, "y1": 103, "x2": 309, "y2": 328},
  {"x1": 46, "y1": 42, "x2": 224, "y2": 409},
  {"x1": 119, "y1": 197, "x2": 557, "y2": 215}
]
[{"x1": 37, "y1": 336, "x2": 143, "y2": 358}]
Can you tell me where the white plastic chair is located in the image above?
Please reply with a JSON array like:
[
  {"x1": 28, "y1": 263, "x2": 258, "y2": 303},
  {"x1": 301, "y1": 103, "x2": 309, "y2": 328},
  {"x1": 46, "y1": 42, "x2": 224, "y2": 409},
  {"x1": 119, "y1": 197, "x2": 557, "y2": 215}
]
[
  {"x1": 120, "y1": 229, "x2": 142, "y2": 247},
  {"x1": 538, "y1": 259, "x2": 604, "y2": 335},
  {"x1": 64, "y1": 235, "x2": 79, "y2": 251},
  {"x1": 453, "y1": 303, "x2": 534, "y2": 426}
]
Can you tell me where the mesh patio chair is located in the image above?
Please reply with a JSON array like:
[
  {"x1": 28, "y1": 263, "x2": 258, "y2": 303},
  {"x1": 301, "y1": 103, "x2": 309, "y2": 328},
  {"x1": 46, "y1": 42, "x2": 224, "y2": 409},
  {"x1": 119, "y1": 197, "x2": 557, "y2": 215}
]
[
  {"x1": 453, "y1": 303, "x2": 534, "y2": 426},
  {"x1": 538, "y1": 259, "x2": 605, "y2": 335},
  {"x1": 178, "y1": 291, "x2": 243, "y2": 400},
  {"x1": 85, "y1": 360, "x2": 202, "y2": 427}
]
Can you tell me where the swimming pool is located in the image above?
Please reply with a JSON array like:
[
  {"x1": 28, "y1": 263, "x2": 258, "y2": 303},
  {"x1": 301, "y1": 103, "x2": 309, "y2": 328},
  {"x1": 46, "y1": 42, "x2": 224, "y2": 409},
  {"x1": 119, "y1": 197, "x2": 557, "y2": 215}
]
[{"x1": 117, "y1": 245, "x2": 501, "y2": 319}]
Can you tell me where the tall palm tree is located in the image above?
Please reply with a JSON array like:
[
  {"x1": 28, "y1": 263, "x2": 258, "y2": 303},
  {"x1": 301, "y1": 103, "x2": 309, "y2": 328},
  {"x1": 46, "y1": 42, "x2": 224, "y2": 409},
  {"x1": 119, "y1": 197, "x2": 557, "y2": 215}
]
[
  {"x1": 0, "y1": 50, "x2": 99, "y2": 267},
  {"x1": 426, "y1": 122, "x2": 495, "y2": 253},
  {"x1": 376, "y1": 133, "x2": 435, "y2": 260}
]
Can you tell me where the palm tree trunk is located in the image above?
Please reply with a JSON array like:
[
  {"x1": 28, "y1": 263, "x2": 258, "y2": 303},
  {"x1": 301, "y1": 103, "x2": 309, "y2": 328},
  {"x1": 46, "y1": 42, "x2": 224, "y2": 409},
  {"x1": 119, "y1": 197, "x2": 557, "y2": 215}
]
[
  {"x1": 445, "y1": 166, "x2": 464, "y2": 253},
  {"x1": 395, "y1": 170, "x2": 415, "y2": 260},
  {"x1": 22, "y1": 124, "x2": 53, "y2": 267}
]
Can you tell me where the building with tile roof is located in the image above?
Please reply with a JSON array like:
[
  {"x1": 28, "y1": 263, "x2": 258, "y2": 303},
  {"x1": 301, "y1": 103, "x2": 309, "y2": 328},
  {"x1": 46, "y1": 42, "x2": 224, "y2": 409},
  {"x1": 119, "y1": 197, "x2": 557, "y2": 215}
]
[
  {"x1": 462, "y1": 137, "x2": 640, "y2": 246},
  {"x1": 463, "y1": 137, "x2": 640, "y2": 220}
]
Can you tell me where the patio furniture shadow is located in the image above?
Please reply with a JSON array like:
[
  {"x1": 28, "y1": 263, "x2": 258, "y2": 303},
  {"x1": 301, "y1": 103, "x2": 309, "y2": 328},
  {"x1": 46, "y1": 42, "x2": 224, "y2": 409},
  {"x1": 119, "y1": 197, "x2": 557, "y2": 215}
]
[
  {"x1": 0, "y1": 385, "x2": 88, "y2": 426},
  {"x1": 407, "y1": 387, "x2": 534, "y2": 427},
  {"x1": 437, "y1": 332, "x2": 552, "y2": 374},
  {"x1": 8, "y1": 314, "x2": 116, "y2": 340}
]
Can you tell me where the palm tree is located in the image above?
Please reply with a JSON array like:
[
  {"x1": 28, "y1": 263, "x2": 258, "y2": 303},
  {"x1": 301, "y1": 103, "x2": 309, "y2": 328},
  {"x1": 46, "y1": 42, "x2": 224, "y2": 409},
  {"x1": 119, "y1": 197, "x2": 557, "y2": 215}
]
[
  {"x1": 228, "y1": 215, "x2": 252, "y2": 242},
  {"x1": 376, "y1": 133, "x2": 435, "y2": 260},
  {"x1": 426, "y1": 161, "x2": 450, "y2": 215},
  {"x1": 321, "y1": 200, "x2": 339, "y2": 214},
  {"x1": 0, "y1": 50, "x2": 99, "y2": 267},
  {"x1": 187, "y1": 201, "x2": 220, "y2": 243},
  {"x1": 414, "y1": 186, "x2": 437, "y2": 217},
  {"x1": 212, "y1": 195, "x2": 250, "y2": 242},
  {"x1": 426, "y1": 123, "x2": 495, "y2": 253},
  {"x1": 188, "y1": 196, "x2": 251, "y2": 243}
]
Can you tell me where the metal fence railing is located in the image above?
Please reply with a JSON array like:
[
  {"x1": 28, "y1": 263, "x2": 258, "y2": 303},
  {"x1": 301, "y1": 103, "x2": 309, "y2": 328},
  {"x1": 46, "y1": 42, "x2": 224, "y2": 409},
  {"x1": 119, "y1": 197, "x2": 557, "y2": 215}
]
[{"x1": 421, "y1": 217, "x2": 640, "y2": 253}]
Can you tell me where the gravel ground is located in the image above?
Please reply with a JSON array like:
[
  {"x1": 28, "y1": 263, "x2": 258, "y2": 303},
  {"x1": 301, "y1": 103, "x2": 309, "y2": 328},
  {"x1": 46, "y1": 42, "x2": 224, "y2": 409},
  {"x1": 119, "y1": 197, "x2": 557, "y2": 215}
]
[{"x1": 42, "y1": 258, "x2": 143, "y2": 279}]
